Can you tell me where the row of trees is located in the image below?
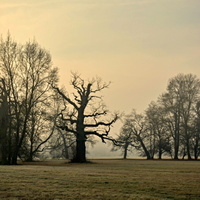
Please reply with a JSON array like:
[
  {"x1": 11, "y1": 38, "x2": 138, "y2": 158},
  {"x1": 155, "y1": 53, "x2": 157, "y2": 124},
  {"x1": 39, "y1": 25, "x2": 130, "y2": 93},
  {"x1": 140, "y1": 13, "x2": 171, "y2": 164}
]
[
  {"x1": 113, "y1": 74, "x2": 200, "y2": 160},
  {"x1": 1, "y1": 34, "x2": 200, "y2": 164},
  {"x1": 0, "y1": 34, "x2": 59, "y2": 164},
  {"x1": 0, "y1": 34, "x2": 119, "y2": 164}
]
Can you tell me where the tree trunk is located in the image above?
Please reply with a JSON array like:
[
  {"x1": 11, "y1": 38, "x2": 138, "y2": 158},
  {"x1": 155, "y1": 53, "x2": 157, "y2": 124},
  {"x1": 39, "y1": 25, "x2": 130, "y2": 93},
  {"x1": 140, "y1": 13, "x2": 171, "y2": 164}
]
[
  {"x1": 61, "y1": 132, "x2": 69, "y2": 159},
  {"x1": 174, "y1": 124, "x2": 180, "y2": 160},
  {"x1": 123, "y1": 143, "x2": 128, "y2": 159},
  {"x1": 0, "y1": 85, "x2": 8, "y2": 164},
  {"x1": 11, "y1": 152, "x2": 18, "y2": 165},
  {"x1": 186, "y1": 138, "x2": 192, "y2": 160},
  {"x1": 184, "y1": 124, "x2": 192, "y2": 160},
  {"x1": 194, "y1": 139, "x2": 199, "y2": 160},
  {"x1": 72, "y1": 139, "x2": 86, "y2": 163},
  {"x1": 174, "y1": 141, "x2": 179, "y2": 160},
  {"x1": 26, "y1": 137, "x2": 34, "y2": 162},
  {"x1": 138, "y1": 136, "x2": 151, "y2": 159},
  {"x1": 158, "y1": 149, "x2": 162, "y2": 159},
  {"x1": 28, "y1": 121, "x2": 34, "y2": 162}
]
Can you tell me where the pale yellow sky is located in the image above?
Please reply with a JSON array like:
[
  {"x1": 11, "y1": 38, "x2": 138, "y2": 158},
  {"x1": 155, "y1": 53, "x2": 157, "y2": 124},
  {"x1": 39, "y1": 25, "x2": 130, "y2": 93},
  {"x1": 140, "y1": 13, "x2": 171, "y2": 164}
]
[
  {"x1": 1, "y1": 1, "x2": 200, "y2": 155},
  {"x1": 1, "y1": 0, "x2": 200, "y2": 114}
]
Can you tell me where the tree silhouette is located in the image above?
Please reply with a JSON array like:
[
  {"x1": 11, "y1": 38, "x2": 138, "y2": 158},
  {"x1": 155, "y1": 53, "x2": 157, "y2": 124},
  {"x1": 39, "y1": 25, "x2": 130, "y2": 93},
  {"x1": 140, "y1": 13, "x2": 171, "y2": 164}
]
[
  {"x1": 0, "y1": 34, "x2": 58, "y2": 164},
  {"x1": 54, "y1": 73, "x2": 119, "y2": 162}
]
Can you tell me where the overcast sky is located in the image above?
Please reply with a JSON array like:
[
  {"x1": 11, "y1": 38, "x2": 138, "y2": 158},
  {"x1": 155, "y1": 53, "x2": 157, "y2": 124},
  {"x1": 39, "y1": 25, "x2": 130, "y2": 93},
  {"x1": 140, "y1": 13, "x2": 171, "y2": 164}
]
[{"x1": 1, "y1": 0, "x2": 200, "y2": 157}]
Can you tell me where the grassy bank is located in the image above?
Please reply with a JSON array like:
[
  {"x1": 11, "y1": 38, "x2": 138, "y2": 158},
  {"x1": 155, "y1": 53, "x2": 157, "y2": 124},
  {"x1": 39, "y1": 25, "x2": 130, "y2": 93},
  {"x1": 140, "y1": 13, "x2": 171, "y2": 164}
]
[{"x1": 0, "y1": 159, "x2": 200, "y2": 199}]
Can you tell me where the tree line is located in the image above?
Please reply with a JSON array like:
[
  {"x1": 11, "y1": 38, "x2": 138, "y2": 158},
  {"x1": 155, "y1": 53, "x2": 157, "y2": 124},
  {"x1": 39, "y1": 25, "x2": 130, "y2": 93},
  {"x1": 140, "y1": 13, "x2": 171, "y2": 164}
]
[
  {"x1": 0, "y1": 34, "x2": 200, "y2": 164},
  {"x1": 113, "y1": 74, "x2": 200, "y2": 160},
  {"x1": 0, "y1": 34, "x2": 118, "y2": 164},
  {"x1": 0, "y1": 34, "x2": 60, "y2": 164}
]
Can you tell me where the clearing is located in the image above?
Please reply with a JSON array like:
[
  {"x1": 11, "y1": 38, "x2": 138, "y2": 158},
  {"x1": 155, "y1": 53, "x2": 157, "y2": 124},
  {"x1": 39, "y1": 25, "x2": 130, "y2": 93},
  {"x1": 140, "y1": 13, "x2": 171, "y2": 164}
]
[{"x1": 0, "y1": 159, "x2": 200, "y2": 200}]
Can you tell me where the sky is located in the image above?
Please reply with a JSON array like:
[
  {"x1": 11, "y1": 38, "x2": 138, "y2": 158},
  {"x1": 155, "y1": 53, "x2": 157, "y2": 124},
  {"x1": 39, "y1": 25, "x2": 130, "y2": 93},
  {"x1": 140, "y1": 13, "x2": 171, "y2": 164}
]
[{"x1": 1, "y1": 0, "x2": 200, "y2": 157}]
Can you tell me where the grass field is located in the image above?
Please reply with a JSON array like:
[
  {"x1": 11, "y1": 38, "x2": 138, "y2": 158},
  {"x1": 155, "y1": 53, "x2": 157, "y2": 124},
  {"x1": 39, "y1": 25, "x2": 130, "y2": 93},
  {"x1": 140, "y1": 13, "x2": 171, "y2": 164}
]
[{"x1": 0, "y1": 159, "x2": 200, "y2": 200}]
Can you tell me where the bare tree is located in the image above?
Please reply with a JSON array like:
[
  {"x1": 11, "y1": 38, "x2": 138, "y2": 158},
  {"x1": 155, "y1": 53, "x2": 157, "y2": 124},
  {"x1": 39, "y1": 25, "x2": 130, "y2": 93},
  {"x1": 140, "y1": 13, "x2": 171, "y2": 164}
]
[
  {"x1": 0, "y1": 79, "x2": 9, "y2": 164},
  {"x1": 129, "y1": 110, "x2": 153, "y2": 159},
  {"x1": 145, "y1": 101, "x2": 171, "y2": 159},
  {"x1": 114, "y1": 110, "x2": 152, "y2": 159},
  {"x1": 0, "y1": 34, "x2": 58, "y2": 164},
  {"x1": 48, "y1": 129, "x2": 76, "y2": 160},
  {"x1": 112, "y1": 116, "x2": 136, "y2": 159},
  {"x1": 54, "y1": 73, "x2": 119, "y2": 162},
  {"x1": 192, "y1": 101, "x2": 200, "y2": 160},
  {"x1": 160, "y1": 74, "x2": 200, "y2": 160}
]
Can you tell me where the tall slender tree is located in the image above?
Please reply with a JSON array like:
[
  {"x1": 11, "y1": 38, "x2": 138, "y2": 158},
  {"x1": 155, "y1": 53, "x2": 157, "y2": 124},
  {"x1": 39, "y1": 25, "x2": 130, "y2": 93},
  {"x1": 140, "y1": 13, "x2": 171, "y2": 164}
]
[
  {"x1": 0, "y1": 34, "x2": 58, "y2": 164},
  {"x1": 160, "y1": 74, "x2": 200, "y2": 159},
  {"x1": 146, "y1": 101, "x2": 171, "y2": 159}
]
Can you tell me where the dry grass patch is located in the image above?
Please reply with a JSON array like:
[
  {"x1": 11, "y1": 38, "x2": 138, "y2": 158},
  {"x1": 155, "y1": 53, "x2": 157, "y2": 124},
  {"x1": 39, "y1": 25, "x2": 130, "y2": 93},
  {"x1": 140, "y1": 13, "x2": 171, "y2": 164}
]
[{"x1": 0, "y1": 159, "x2": 200, "y2": 199}]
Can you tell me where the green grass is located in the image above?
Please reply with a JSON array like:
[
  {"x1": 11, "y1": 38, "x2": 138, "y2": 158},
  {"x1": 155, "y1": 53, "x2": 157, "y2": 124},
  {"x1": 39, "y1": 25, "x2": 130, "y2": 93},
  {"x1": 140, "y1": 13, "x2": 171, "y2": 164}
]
[{"x1": 0, "y1": 159, "x2": 200, "y2": 199}]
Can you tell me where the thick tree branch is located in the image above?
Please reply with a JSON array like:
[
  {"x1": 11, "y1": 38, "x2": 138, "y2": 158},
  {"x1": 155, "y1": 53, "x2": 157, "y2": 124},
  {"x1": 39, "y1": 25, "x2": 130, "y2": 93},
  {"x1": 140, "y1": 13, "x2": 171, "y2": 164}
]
[
  {"x1": 56, "y1": 125, "x2": 77, "y2": 135},
  {"x1": 53, "y1": 86, "x2": 79, "y2": 110},
  {"x1": 84, "y1": 117, "x2": 117, "y2": 128},
  {"x1": 85, "y1": 130, "x2": 117, "y2": 144},
  {"x1": 58, "y1": 112, "x2": 77, "y2": 124},
  {"x1": 84, "y1": 110, "x2": 107, "y2": 118}
]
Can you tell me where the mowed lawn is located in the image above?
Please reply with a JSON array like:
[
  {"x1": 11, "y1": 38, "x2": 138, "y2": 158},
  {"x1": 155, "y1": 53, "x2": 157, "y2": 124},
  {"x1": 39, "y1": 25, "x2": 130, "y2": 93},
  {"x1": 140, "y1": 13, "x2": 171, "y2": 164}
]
[{"x1": 0, "y1": 159, "x2": 200, "y2": 200}]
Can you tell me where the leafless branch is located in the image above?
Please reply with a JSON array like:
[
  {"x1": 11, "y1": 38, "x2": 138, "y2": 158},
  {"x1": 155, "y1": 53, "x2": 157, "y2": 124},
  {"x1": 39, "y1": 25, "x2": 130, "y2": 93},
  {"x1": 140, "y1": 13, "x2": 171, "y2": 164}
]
[
  {"x1": 84, "y1": 110, "x2": 107, "y2": 118},
  {"x1": 84, "y1": 115, "x2": 118, "y2": 128},
  {"x1": 52, "y1": 86, "x2": 79, "y2": 110},
  {"x1": 56, "y1": 125, "x2": 77, "y2": 135}
]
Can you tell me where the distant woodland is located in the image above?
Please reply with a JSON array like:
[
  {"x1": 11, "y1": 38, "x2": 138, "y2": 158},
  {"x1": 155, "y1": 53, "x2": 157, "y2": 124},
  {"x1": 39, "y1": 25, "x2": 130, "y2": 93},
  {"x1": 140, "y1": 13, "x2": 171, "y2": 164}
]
[
  {"x1": 112, "y1": 73, "x2": 200, "y2": 160},
  {"x1": 0, "y1": 35, "x2": 200, "y2": 164}
]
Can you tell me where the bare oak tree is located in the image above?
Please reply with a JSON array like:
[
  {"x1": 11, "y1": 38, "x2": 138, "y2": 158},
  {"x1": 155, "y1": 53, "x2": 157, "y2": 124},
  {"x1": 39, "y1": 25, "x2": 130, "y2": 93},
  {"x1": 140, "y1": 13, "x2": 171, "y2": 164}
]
[{"x1": 54, "y1": 73, "x2": 119, "y2": 162}]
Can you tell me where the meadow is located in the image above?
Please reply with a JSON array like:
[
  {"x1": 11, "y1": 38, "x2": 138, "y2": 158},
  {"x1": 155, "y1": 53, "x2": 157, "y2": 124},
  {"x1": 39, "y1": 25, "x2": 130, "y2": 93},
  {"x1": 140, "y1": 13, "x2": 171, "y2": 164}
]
[{"x1": 0, "y1": 159, "x2": 200, "y2": 200}]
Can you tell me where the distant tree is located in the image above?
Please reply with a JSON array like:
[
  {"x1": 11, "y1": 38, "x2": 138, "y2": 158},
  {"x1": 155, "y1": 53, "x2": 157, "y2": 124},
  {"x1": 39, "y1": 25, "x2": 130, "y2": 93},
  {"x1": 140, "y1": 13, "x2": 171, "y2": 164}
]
[
  {"x1": 145, "y1": 101, "x2": 171, "y2": 159},
  {"x1": 115, "y1": 110, "x2": 152, "y2": 159},
  {"x1": 112, "y1": 118, "x2": 136, "y2": 159},
  {"x1": 192, "y1": 101, "x2": 200, "y2": 160},
  {"x1": 54, "y1": 73, "x2": 119, "y2": 163},
  {"x1": 48, "y1": 128, "x2": 76, "y2": 160},
  {"x1": 159, "y1": 92, "x2": 181, "y2": 160},
  {"x1": 160, "y1": 74, "x2": 200, "y2": 160},
  {"x1": 46, "y1": 94, "x2": 77, "y2": 160}
]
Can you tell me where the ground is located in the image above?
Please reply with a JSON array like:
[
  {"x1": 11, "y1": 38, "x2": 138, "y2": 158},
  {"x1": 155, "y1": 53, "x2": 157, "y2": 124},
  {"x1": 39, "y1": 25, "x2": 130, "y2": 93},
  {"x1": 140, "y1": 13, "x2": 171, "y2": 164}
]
[{"x1": 0, "y1": 159, "x2": 200, "y2": 200}]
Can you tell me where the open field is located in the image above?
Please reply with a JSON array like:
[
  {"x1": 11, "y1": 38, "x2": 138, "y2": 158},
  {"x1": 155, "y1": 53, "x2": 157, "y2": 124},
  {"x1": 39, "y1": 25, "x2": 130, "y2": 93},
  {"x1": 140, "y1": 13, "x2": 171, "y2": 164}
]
[{"x1": 0, "y1": 159, "x2": 200, "y2": 200}]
